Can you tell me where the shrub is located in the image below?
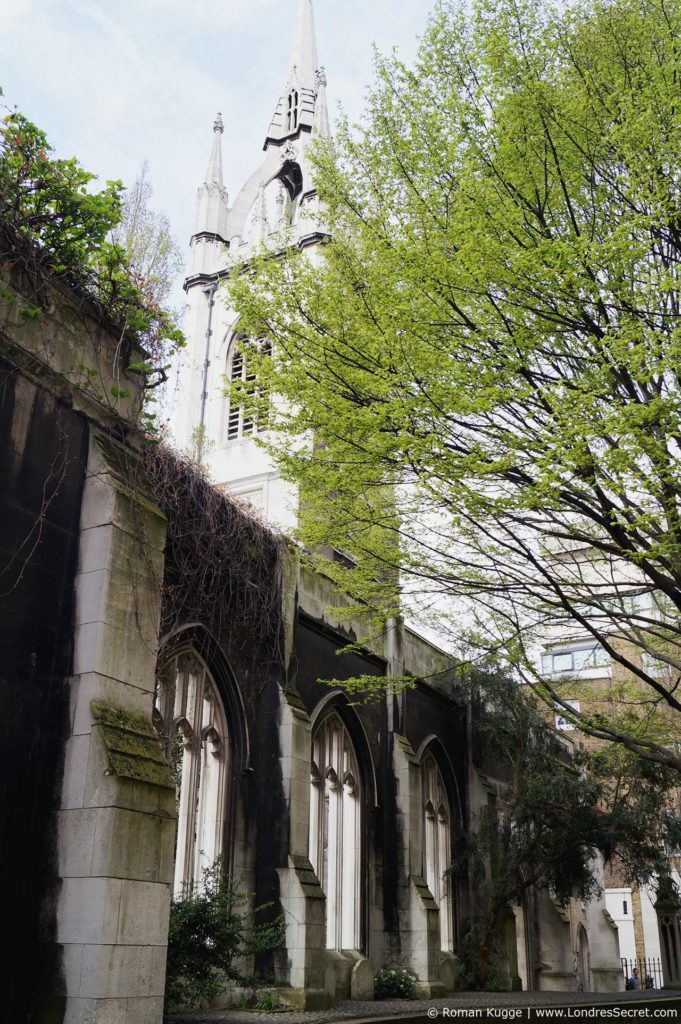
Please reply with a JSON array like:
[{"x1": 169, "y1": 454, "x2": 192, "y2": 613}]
[
  {"x1": 164, "y1": 859, "x2": 284, "y2": 1012},
  {"x1": 374, "y1": 966, "x2": 418, "y2": 999}
]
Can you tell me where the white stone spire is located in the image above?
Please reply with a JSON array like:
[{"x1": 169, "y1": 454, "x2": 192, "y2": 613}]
[
  {"x1": 205, "y1": 112, "x2": 225, "y2": 186},
  {"x1": 265, "y1": 0, "x2": 323, "y2": 146},
  {"x1": 286, "y1": 0, "x2": 318, "y2": 89},
  {"x1": 193, "y1": 113, "x2": 229, "y2": 241}
]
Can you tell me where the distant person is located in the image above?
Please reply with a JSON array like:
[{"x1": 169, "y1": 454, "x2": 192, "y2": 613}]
[{"x1": 627, "y1": 967, "x2": 641, "y2": 990}]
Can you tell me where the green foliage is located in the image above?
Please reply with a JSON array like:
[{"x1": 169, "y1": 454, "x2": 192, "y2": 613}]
[
  {"x1": 0, "y1": 106, "x2": 184, "y2": 371},
  {"x1": 458, "y1": 668, "x2": 681, "y2": 988},
  {"x1": 165, "y1": 859, "x2": 284, "y2": 1011},
  {"x1": 228, "y1": 0, "x2": 681, "y2": 771},
  {"x1": 319, "y1": 672, "x2": 416, "y2": 704},
  {"x1": 374, "y1": 966, "x2": 417, "y2": 999}
]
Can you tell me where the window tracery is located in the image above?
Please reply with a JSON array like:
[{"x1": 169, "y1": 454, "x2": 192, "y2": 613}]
[
  {"x1": 309, "y1": 712, "x2": 362, "y2": 950},
  {"x1": 422, "y1": 751, "x2": 454, "y2": 951},
  {"x1": 155, "y1": 649, "x2": 229, "y2": 894}
]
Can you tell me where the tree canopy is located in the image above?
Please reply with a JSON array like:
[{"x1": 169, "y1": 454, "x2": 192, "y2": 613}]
[
  {"x1": 111, "y1": 160, "x2": 184, "y2": 320},
  {"x1": 229, "y1": 0, "x2": 681, "y2": 771},
  {"x1": 459, "y1": 669, "x2": 681, "y2": 988}
]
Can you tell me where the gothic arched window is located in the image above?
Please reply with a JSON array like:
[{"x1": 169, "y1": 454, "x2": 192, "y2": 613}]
[
  {"x1": 155, "y1": 650, "x2": 229, "y2": 894},
  {"x1": 422, "y1": 752, "x2": 454, "y2": 951},
  {"x1": 310, "y1": 712, "x2": 362, "y2": 950},
  {"x1": 225, "y1": 336, "x2": 272, "y2": 441},
  {"x1": 287, "y1": 90, "x2": 299, "y2": 132}
]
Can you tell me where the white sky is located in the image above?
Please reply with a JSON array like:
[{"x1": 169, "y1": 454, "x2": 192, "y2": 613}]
[{"x1": 0, "y1": 0, "x2": 434, "y2": 292}]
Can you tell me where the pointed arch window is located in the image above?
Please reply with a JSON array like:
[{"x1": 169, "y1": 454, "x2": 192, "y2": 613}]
[
  {"x1": 225, "y1": 335, "x2": 272, "y2": 441},
  {"x1": 422, "y1": 752, "x2": 454, "y2": 951},
  {"x1": 287, "y1": 90, "x2": 299, "y2": 132},
  {"x1": 309, "y1": 712, "x2": 362, "y2": 950},
  {"x1": 155, "y1": 650, "x2": 229, "y2": 894}
]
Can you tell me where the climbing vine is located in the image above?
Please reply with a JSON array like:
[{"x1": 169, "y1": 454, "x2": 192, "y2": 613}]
[{"x1": 143, "y1": 444, "x2": 285, "y2": 660}]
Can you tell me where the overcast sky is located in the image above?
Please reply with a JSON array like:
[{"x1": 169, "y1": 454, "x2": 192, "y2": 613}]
[{"x1": 0, "y1": 0, "x2": 435, "y2": 284}]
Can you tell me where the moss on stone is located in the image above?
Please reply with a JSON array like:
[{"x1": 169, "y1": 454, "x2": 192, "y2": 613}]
[{"x1": 91, "y1": 699, "x2": 175, "y2": 789}]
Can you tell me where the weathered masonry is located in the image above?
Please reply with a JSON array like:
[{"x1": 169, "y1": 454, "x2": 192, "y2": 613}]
[{"x1": 0, "y1": 243, "x2": 175, "y2": 1024}]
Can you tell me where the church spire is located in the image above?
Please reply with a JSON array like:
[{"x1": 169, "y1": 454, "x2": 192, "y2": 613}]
[
  {"x1": 265, "y1": 0, "x2": 324, "y2": 147},
  {"x1": 286, "y1": 0, "x2": 318, "y2": 90},
  {"x1": 205, "y1": 112, "x2": 225, "y2": 186},
  {"x1": 193, "y1": 113, "x2": 229, "y2": 242}
]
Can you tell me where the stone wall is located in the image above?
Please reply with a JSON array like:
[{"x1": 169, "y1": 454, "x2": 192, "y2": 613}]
[{"x1": 0, "y1": 255, "x2": 175, "y2": 1023}]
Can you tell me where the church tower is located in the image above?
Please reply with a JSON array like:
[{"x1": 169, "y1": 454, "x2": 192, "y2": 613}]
[{"x1": 173, "y1": 0, "x2": 330, "y2": 531}]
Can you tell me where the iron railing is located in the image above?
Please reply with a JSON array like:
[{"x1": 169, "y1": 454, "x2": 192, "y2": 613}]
[{"x1": 620, "y1": 956, "x2": 664, "y2": 990}]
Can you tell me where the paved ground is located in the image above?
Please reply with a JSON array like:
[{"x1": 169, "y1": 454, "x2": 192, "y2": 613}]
[{"x1": 171, "y1": 987, "x2": 681, "y2": 1024}]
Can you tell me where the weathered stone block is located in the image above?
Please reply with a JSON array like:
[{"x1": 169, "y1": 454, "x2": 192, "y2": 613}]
[
  {"x1": 63, "y1": 996, "x2": 126, "y2": 1024},
  {"x1": 58, "y1": 808, "x2": 97, "y2": 876},
  {"x1": 117, "y1": 880, "x2": 171, "y2": 945},
  {"x1": 57, "y1": 877, "x2": 122, "y2": 945},
  {"x1": 351, "y1": 956, "x2": 375, "y2": 999},
  {"x1": 70, "y1": 672, "x2": 151, "y2": 736},
  {"x1": 61, "y1": 943, "x2": 85, "y2": 996},
  {"x1": 75, "y1": 563, "x2": 162, "y2": 646},
  {"x1": 61, "y1": 734, "x2": 92, "y2": 809},
  {"x1": 79, "y1": 944, "x2": 159, "y2": 999},
  {"x1": 89, "y1": 806, "x2": 168, "y2": 882},
  {"x1": 73, "y1": 619, "x2": 158, "y2": 689},
  {"x1": 440, "y1": 952, "x2": 463, "y2": 992}
]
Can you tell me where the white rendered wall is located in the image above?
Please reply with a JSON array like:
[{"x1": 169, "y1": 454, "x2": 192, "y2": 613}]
[{"x1": 605, "y1": 888, "x2": 636, "y2": 960}]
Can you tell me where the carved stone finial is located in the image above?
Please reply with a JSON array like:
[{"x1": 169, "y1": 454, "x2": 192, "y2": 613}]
[
  {"x1": 213, "y1": 112, "x2": 224, "y2": 134},
  {"x1": 316, "y1": 66, "x2": 327, "y2": 88},
  {"x1": 282, "y1": 140, "x2": 297, "y2": 163}
]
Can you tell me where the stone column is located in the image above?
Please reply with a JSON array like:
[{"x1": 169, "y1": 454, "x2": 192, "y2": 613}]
[
  {"x1": 57, "y1": 431, "x2": 176, "y2": 1024},
  {"x1": 276, "y1": 687, "x2": 331, "y2": 1009},
  {"x1": 654, "y1": 878, "x2": 681, "y2": 988},
  {"x1": 392, "y1": 733, "x2": 446, "y2": 996}
]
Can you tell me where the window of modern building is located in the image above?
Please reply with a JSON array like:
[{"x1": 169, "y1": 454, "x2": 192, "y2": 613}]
[
  {"x1": 225, "y1": 336, "x2": 272, "y2": 441},
  {"x1": 541, "y1": 644, "x2": 610, "y2": 676},
  {"x1": 641, "y1": 652, "x2": 671, "y2": 678},
  {"x1": 309, "y1": 712, "x2": 362, "y2": 950},
  {"x1": 422, "y1": 752, "x2": 454, "y2": 951},
  {"x1": 555, "y1": 698, "x2": 581, "y2": 731},
  {"x1": 155, "y1": 649, "x2": 229, "y2": 894}
]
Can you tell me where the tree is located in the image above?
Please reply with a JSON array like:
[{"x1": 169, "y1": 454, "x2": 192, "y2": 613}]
[
  {"x1": 228, "y1": 0, "x2": 681, "y2": 771},
  {"x1": 0, "y1": 104, "x2": 184, "y2": 379},
  {"x1": 111, "y1": 160, "x2": 183, "y2": 321},
  {"x1": 459, "y1": 670, "x2": 681, "y2": 989}
]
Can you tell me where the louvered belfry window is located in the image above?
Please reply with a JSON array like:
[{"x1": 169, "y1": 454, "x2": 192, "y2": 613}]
[{"x1": 226, "y1": 337, "x2": 271, "y2": 441}]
